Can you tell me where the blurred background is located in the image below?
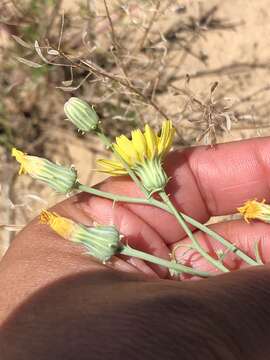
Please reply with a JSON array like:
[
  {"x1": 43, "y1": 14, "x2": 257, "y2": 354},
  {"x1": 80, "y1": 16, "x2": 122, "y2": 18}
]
[{"x1": 1, "y1": 0, "x2": 270, "y2": 257}]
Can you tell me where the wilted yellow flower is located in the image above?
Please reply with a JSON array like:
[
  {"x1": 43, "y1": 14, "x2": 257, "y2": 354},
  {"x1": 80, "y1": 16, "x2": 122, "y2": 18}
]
[
  {"x1": 237, "y1": 199, "x2": 270, "y2": 223},
  {"x1": 40, "y1": 210, "x2": 122, "y2": 262},
  {"x1": 40, "y1": 210, "x2": 76, "y2": 239},
  {"x1": 98, "y1": 120, "x2": 175, "y2": 193},
  {"x1": 12, "y1": 148, "x2": 77, "y2": 193}
]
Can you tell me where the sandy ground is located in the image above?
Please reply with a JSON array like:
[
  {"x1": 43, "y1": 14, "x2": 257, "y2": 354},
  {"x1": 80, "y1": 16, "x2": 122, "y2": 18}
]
[{"x1": 1, "y1": 0, "x2": 270, "y2": 256}]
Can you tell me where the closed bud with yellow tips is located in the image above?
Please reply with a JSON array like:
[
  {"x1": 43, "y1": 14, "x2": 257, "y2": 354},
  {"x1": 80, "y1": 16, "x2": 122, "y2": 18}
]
[
  {"x1": 40, "y1": 210, "x2": 122, "y2": 263},
  {"x1": 12, "y1": 148, "x2": 77, "y2": 194}
]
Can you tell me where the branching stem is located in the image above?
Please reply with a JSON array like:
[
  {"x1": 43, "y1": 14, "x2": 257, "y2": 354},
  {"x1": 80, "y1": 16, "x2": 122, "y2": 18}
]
[
  {"x1": 159, "y1": 191, "x2": 229, "y2": 273},
  {"x1": 77, "y1": 183, "x2": 258, "y2": 267}
]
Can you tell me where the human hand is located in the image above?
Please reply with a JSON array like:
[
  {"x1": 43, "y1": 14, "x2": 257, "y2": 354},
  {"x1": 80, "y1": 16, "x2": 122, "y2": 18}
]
[{"x1": 1, "y1": 137, "x2": 270, "y2": 360}]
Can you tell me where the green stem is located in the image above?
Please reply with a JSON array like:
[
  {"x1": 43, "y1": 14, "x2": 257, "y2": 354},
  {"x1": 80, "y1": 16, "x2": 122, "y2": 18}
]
[
  {"x1": 182, "y1": 213, "x2": 258, "y2": 266},
  {"x1": 120, "y1": 245, "x2": 210, "y2": 278},
  {"x1": 159, "y1": 191, "x2": 229, "y2": 273},
  {"x1": 77, "y1": 183, "x2": 150, "y2": 205},
  {"x1": 95, "y1": 131, "x2": 113, "y2": 149},
  {"x1": 78, "y1": 183, "x2": 258, "y2": 266}
]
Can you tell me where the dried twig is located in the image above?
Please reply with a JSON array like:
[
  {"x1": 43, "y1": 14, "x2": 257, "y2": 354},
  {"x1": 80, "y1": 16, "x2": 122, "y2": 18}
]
[
  {"x1": 175, "y1": 62, "x2": 270, "y2": 81},
  {"x1": 103, "y1": 0, "x2": 119, "y2": 49},
  {"x1": 137, "y1": 0, "x2": 161, "y2": 51}
]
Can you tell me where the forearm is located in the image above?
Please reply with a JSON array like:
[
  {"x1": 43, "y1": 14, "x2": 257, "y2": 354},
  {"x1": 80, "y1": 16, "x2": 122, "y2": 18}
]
[{"x1": 1, "y1": 267, "x2": 270, "y2": 360}]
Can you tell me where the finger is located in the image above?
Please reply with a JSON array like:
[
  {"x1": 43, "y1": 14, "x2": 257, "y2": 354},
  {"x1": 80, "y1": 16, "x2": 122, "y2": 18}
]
[
  {"x1": 172, "y1": 219, "x2": 270, "y2": 278},
  {"x1": 166, "y1": 136, "x2": 270, "y2": 216},
  {"x1": 92, "y1": 137, "x2": 270, "y2": 244}
]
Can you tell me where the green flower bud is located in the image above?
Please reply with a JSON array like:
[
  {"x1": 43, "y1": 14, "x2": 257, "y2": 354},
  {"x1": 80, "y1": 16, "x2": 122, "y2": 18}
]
[{"x1": 64, "y1": 97, "x2": 99, "y2": 132}]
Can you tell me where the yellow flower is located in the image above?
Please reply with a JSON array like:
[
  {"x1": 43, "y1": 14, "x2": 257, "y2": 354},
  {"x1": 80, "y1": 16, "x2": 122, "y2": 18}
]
[
  {"x1": 40, "y1": 210, "x2": 122, "y2": 262},
  {"x1": 98, "y1": 120, "x2": 175, "y2": 193},
  {"x1": 237, "y1": 199, "x2": 270, "y2": 223},
  {"x1": 12, "y1": 148, "x2": 77, "y2": 193}
]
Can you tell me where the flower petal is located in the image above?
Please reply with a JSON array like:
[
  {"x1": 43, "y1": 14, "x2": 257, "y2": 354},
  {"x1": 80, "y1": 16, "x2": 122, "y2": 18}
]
[
  {"x1": 97, "y1": 159, "x2": 127, "y2": 175},
  {"x1": 131, "y1": 129, "x2": 146, "y2": 162},
  {"x1": 40, "y1": 210, "x2": 75, "y2": 239},
  {"x1": 158, "y1": 120, "x2": 175, "y2": 158},
  {"x1": 115, "y1": 135, "x2": 138, "y2": 165},
  {"x1": 12, "y1": 147, "x2": 45, "y2": 176},
  {"x1": 144, "y1": 124, "x2": 158, "y2": 159}
]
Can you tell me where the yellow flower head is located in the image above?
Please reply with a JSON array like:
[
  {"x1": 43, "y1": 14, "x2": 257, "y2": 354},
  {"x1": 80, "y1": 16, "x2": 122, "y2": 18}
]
[
  {"x1": 237, "y1": 199, "x2": 270, "y2": 223},
  {"x1": 12, "y1": 147, "x2": 77, "y2": 193},
  {"x1": 97, "y1": 120, "x2": 175, "y2": 193},
  {"x1": 40, "y1": 210, "x2": 77, "y2": 240},
  {"x1": 98, "y1": 120, "x2": 174, "y2": 174}
]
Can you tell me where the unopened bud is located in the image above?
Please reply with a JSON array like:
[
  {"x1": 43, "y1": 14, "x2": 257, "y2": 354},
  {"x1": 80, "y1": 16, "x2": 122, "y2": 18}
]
[
  {"x1": 40, "y1": 210, "x2": 122, "y2": 263},
  {"x1": 64, "y1": 97, "x2": 99, "y2": 132},
  {"x1": 12, "y1": 148, "x2": 77, "y2": 194}
]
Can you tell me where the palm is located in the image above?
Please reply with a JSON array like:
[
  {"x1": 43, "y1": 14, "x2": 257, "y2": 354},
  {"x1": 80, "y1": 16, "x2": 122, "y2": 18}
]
[{"x1": 2, "y1": 137, "x2": 270, "y2": 358}]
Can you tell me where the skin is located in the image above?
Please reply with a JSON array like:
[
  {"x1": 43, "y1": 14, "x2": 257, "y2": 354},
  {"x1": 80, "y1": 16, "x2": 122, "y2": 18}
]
[{"x1": 1, "y1": 137, "x2": 270, "y2": 359}]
